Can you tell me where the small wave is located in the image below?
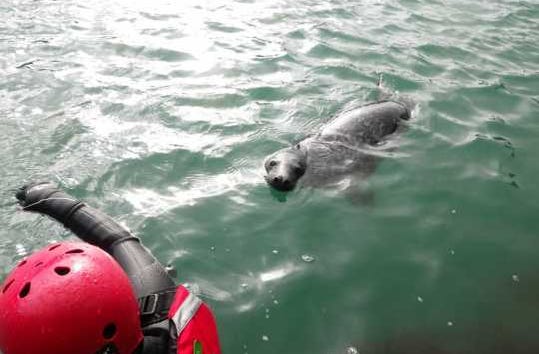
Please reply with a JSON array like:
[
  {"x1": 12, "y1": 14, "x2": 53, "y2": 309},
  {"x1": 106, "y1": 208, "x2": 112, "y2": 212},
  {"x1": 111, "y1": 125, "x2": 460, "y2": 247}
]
[{"x1": 122, "y1": 168, "x2": 262, "y2": 217}]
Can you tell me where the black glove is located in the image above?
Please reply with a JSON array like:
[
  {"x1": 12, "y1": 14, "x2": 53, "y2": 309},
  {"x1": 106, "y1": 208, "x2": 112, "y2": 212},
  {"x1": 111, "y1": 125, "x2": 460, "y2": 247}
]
[
  {"x1": 16, "y1": 182, "x2": 84, "y2": 224},
  {"x1": 16, "y1": 181, "x2": 135, "y2": 249}
]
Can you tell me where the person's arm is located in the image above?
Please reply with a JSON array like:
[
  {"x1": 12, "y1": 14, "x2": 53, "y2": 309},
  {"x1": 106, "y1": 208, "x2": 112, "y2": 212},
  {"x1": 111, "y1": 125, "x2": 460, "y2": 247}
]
[{"x1": 15, "y1": 182, "x2": 175, "y2": 298}]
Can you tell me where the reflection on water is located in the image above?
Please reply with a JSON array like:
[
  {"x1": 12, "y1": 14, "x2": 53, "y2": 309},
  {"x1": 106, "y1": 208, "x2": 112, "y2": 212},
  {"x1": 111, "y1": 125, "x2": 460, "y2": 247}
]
[
  {"x1": 259, "y1": 262, "x2": 302, "y2": 283},
  {"x1": 1, "y1": 0, "x2": 539, "y2": 353}
]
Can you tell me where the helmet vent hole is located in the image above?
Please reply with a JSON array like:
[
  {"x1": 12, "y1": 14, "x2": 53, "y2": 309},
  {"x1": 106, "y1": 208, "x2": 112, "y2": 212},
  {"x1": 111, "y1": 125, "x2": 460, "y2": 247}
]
[
  {"x1": 18, "y1": 260, "x2": 27, "y2": 267},
  {"x1": 103, "y1": 323, "x2": 117, "y2": 339},
  {"x1": 2, "y1": 279, "x2": 14, "y2": 293},
  {"x1": 34, "y1": 262, "x2": 43, "y2": 267},
  {"x1": 48, "y1": 244, "x2": 61, "y2": 251},
  {"x1": 65, "y1": 249, "x2": 84, "y2": 254},
  {"x1": 54, "y1": 267, "x2": 70, "y2": 276},
  {"x1": 19, "y1": 282, "x2": 31, "y2": 298}
]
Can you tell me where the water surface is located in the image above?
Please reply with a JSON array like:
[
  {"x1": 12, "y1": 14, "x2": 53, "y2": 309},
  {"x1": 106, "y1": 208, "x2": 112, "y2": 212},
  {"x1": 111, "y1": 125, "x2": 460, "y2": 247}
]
[{"x1": 1, "y1": 0, "x2": 539, "y2": 353}]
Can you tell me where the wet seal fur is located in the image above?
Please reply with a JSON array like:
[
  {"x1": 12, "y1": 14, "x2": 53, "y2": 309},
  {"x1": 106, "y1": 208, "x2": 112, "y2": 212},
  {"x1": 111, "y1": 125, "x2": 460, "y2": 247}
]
[{"x1": 264, "y1": 99, "x2": 411, "y2": 192}]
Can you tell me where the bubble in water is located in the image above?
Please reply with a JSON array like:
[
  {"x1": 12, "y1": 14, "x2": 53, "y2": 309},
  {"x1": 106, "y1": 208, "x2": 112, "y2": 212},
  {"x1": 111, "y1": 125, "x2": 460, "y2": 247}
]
[
  {"x1": 272, "y1": 249, "x2": 279, "y2": 255},
  {"x1": 447, "y1": 321, "x2": 454, "y2": 327},
  {"x1": 417, "y1": 296, "x2": 424, "y2": 303},
  {"x1": 15, "y1": 243, "x2": 27, "y2": 257},
  {"x1": 262, "y1": 335, "x2": 269, "y2": 341},
  {"x1": 273, "y1": 299, "x2": 279, "y2": 305},
  {"x1": 512, "y1": 274, "x2": 519, "y2": 282},
  {"x1": 241, "y1": 283, "x2": 248, "y2": 289},
  {"x1": 449, "y1": 249, "x2": 455, "y2": 255},
  {"x1": 347, "y1": 346, "x2": 359, "y2": 354},
  {"x1": 451, "y1": 209, "x2": 456, "y2": 214},
  {"x1": 210, "y1": 246, "x2": 215, "y2": 251},
  {"x1": 301, "y1": 254, "x2": 315, "y2": 263}
]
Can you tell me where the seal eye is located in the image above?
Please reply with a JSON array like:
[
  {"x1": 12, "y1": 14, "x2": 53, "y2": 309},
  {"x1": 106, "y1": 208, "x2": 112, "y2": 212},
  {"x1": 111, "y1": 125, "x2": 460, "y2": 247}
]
[
  {"x1": 293, "y1": 167, "x2": 304, "y2": 176},
  {"x1": 269, "y1": 160, "x2": 277, "y2": 167},
  {"x1": 296, "y1": 144, "x2": 301, "y2": 150}
]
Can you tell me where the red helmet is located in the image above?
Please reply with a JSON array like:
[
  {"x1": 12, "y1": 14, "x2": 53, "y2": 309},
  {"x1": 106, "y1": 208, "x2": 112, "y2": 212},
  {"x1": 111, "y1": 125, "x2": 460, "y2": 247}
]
[{"x1": 0, "y1": 242, "x2": 143, "y2": 354}]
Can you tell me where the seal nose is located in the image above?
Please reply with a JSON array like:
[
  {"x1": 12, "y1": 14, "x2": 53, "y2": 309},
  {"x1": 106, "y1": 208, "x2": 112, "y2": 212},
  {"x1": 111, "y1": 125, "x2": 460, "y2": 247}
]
[
  {"x1": 272, "y1": 176, "x2": 283, "y2": 185},
  {"x1": 269, "y1": 175, "x2": 293, "y2": 191}
]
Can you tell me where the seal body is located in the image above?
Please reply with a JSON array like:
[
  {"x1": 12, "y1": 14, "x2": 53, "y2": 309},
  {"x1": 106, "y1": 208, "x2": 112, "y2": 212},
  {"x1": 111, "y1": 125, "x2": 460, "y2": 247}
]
[{"x1": 264, "y1": 100, "x2": 410, "y2": 191}]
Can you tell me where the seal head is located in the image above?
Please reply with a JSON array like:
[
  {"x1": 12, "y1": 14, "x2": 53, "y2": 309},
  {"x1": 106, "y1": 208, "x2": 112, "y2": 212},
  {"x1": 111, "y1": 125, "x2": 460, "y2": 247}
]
[{"x1": 264, "y1": 144, "x2": 307, "y2": 191}]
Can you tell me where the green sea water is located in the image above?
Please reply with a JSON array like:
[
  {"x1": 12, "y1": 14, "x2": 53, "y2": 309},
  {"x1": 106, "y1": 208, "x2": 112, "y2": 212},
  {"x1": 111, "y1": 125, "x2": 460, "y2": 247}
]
[{"x1": 1, "y1": 0, "x2": 538, "y2": 353}]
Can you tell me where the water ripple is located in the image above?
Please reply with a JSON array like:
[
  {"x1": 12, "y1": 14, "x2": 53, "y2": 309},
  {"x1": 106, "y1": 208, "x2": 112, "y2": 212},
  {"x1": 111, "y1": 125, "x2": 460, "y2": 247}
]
[{"x1": 2, "y1": 0, "x2": 539, "y2": 353}]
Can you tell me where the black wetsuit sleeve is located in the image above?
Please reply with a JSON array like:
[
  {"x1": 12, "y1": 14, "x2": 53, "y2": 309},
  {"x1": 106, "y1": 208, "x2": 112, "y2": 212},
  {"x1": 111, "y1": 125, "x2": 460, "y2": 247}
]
[{"x1": 15, "y1": 182, "x2": 175, "y2": 298}]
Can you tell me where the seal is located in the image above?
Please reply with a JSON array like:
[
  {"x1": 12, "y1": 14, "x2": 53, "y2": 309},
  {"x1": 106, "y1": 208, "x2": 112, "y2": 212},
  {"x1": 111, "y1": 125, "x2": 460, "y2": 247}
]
[{"x1": 264, "y1": 100, "x2": 411, "y2": 191}]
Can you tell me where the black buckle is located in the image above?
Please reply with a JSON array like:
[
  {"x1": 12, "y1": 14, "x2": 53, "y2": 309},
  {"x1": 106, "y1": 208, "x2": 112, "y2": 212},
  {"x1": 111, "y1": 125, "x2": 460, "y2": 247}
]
[
  {"x1": 139, "y1": 293, "x2": 159, "y2": 316},
  {"x1": 138, "y1": 288, "x2": 177, "y2": 327}
]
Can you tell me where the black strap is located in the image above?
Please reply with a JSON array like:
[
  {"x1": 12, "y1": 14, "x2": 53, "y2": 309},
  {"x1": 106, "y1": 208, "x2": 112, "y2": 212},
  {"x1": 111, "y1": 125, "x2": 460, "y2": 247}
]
[{"x1": 138, "y1": 288, "x2": 177, "y2": 328}]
